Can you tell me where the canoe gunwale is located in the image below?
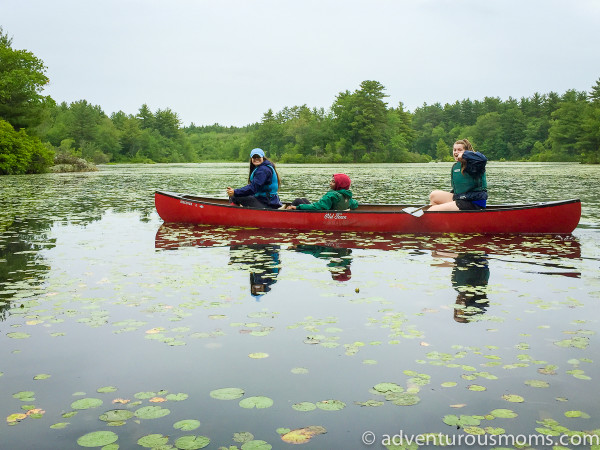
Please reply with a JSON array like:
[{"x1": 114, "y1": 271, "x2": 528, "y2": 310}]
[{"x1": 167, "y1": 191, "x2": 580, "y2": 214}]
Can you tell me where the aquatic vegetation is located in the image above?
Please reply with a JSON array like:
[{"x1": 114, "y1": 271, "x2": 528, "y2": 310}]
[{"x1": 1, "y1": 164, "x2": 600, "y2": 448}]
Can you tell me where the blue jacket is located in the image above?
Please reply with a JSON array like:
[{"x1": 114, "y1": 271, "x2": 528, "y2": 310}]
[{"x1": 234, "y1": 160, "x2": 282, "y2": 208}]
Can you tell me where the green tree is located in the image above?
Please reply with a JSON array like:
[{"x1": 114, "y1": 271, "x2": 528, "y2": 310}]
[
  {"x1": 386, "y1": 103, "x2": 415, "y2": 161},
  {"x1": 0, "y1": 28, "x2": 53, "y2": 130},
  {"x1": 500, "y1": 104, "x2": 527, "y2": 158},
  {"x1": 465, "y1": 112, "x2": 505, "y2": 160},
  {"x1": 251, "y1": 109, "x2": 284, "y2": 159},
  {"x1": 69, "y1": 100, "x2": 104, "y2": 148},
  {"x1": 95, "y1": 117, "x2": 121, "y2": 161},
  {"x1": 435, "y1": 138, "x2": 451, "y2": 161},
  {"x1": 0, "y1": 119, "x2": 54, "y2": 174},
  {"x1": 588, "y1": 77, "x2": 600, "y2": 105},
  {"x1": 43, "y1": 102, "x2": 72, "y2": 147},
  {"x1": 547, "y1": 90, "x2": 587, "y2": 158},
  {"x1": 154, "y1": 108, "x2": 181, "y2": 139},
  {"x1": 332, "y1": 80, "x2": 389, "y2": 161},
  {"x1": 137, "y1": 104, "x2": 155, "y2": 129}
]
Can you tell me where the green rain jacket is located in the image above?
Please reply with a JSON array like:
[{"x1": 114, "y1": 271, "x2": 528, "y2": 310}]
[{"x1": 296, "y1": 189, "x2": 359, "y2": 211}]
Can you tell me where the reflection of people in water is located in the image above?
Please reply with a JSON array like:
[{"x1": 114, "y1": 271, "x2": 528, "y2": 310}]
[
  {"x1": 451, "y1": 253, "x2": 490, "y2": 323},
  {"x1": 435, "y1": 251, "x2": 490, "y2": 323},
  {"x1": 290, "y1": 245, "x2": 353, "y2": 282},
  {"x1": 229, "y1": 245, "x2": 281, "y2": 300}
]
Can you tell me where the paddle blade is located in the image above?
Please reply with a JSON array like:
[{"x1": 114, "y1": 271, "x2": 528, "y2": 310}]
[
  {"x1": 402, "y1": 207, "x2": 419, "y2": 214},
  {"x1": 412, "y1": 209, "x2": 425, "y2": 217}
]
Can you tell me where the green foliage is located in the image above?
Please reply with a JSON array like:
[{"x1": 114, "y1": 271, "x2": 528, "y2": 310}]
[
  {"x1": 0, "y1": 119, "x2": 54, "y2": 174},
  {"x1": 3, "y1": 27, "x2": 598, "y2": 167},
  {"x1": 0, "y1": 27, "x2": 53, "y2": 131}
]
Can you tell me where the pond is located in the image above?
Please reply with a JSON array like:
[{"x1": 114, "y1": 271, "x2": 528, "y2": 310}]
[{"x1": 1, "y1": 162, "x2": 599, "y2": 449}]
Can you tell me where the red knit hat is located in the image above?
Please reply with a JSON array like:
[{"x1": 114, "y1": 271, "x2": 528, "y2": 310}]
[{"x1": 333, "y1": 173, "x2": 351, "y2": 190}]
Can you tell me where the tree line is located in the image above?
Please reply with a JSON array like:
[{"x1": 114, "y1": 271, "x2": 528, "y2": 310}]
[{"x1": 1, "y1": 27, "x2": 599, "y2": 175}]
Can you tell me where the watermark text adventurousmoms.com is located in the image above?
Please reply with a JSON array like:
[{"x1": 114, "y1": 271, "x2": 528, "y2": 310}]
[{"x1": 360, "y1": 430, "x2": 600, "y2": 448}]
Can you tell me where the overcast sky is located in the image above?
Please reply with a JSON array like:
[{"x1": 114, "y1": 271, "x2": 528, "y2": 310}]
[{"x1": 3, "y1": 0, "x2": 600, "y2": 127}]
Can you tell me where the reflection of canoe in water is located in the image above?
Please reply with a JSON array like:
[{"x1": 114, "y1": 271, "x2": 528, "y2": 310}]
[
  {"x1": 154, "y1": 224, "x2": 581, "y2": 260},
  {"x1": 155, "y1": 191, "x2": 581, "y2": 234}
]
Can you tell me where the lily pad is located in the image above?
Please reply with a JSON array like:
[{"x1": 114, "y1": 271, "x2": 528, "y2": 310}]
[
  {"x1": 484, "y1": 427, "x2": 506, "y2": 435},
  {"x1": 174, "y1": 419, "x2": 201, "y2": 431},
  {"x1": 233, "y1": 432, "x2": 254, "y2": 443},
  {"x1": 502, "y1": 394, "x2": 525, "y2": 403},
  {"x1": 443, "y1": 414, "x2": 481, "y2": 427},
  {"x1": 71, "y1": 398, "x2": 103, "y2": 410},
  {"x1": 134, "y1": 391, "x2": 157, "y2": 399},
  {"x1": 97, "y1": 386, "x2": 118, "y2": 393},
  {"x1": 241, "y1": 440, "x2": 271, "y2": 450},
  {"x1": 463, "y1": 426, "x2": 485, "y2": 435},
  {"x1": 525, "y1": 379, "x2": 550, "y2": 388},
  {"x1": 166, "y1": 393, "x2": 189, "y2": 401},
  {"x1": 467, "y1": 384, "x2": 487, "y2": 391},
  {"x1": 239, "y1": 396, "x2": 273, "y2": 409},
  {"x1": 292, "y1": 402, "x2": 316, "y2": 411},
  {"x1": 7, "y1": 413, "x2": 27, "y2": 423},
  {"x1": 538, "y1": 365, "x2": 558, "y2": 375},
  {"x1": 490, "y1": 409, "x2": 518, "y2": 418},
  {"x1": 316, "y1": 399, "x2": 346, "y2": 411},
  {"x1": 281, "y1": 426, "x2": 327, "y2": 444},
  {"x1": 390, "y1": 393, "x2": 420, "y2": 406},
  {"x1": 373, "y1": 382, "x2": 403, "y2": 394},
  {"x1": 106, "y1": 421, "x2": 126, "y2": 427},
  {"x1": 50, "y1": 422, "x2": 70, "y2": 429},
  {"x1": 7, "y1": 332, "x2": 30, "y2": 339},
  {"x1": 441, "y1": 381, "x2": 457, "y2": 387},
  {"x1": 76, "y1": 431, "x2": 118, "y2": 447},
  {"x1": 564, "y1": 410, "x2": 590, "y2": 418},
  {"x1": 134, "y1": 406, "x2": 171, "y2": 419},
  {"x1": 248, "y1": 352, "x2": 269, "y2": 359},
  {"x1": 138, "y1": 434, "x2": 169, "y2": 448},
  {"x1": 355, "y1": 400, "x2": 384, "y2": 407},
  {"x1": 174, "y1": 435, "x2": 210, "y2": 449},
  {"x1": 210, "y1": 388, "x2": 244, "y2": 400},
  {"x1": 99, "y1": 409, "x2": 134, "y2": 422},
  {"x1": 33, "y1": 374, "x2": 51, "y2": 380},
  {"x1": 13, "y1": 391, "x2": 35, "y2": 402},
  {"x1": 291, "y1": 367, "x2": 308, "y2": 374}
]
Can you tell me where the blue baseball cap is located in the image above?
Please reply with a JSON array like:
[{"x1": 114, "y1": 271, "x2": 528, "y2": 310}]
[{"x1": 250, "y1": 148, "x2": 265, "y2": 158}]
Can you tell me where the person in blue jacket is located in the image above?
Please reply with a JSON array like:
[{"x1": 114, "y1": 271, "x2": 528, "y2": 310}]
[
  {"x1": 428, "y1": 139, "x2": 487, "y2": 211},
  {"x1": 226, "y1": 148, "x2": 282, "y2": 209}
]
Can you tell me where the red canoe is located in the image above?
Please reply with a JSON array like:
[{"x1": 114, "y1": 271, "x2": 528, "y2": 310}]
[{"x1": 155, "y1": 191, "x2": 581, "y2": 234}]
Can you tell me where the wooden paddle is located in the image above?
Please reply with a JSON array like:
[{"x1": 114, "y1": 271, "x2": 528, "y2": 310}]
[{"x1": 402, "y1": 204, "x2": 430, "y2": 217}]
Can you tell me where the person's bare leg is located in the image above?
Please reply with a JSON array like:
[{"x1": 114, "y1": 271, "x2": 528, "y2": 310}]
[
  {"x1": 429, "y1": 190, "x2": 454, "y2": 205},
  {"x1": 428, "y1": 201, "x2": 460, "y2": 211}
]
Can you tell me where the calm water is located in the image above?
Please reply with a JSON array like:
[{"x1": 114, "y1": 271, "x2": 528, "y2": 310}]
[{"x1": 1, "y1": 163, "x2": 599, "y2": 449}]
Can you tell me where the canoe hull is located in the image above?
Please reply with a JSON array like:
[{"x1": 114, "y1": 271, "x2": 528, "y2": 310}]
[{"x1": 155, "y1": 191, "x2": 581, "y2": 234}]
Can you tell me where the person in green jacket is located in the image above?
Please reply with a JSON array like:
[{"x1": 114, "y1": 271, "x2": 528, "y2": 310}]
[
  {"x1": 286, "y1": 173, "x2": 359, "y2": 211},
  {"x1": 429, "y1": 138, "x2": 488, "y2": 211}
]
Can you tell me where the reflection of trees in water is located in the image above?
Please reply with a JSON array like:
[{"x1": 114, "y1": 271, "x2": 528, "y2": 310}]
[
  {"x1": 0, "y1": 220, "x2": 55, "y2": 321},
  {"x1": 229, "y1": 245, "x2": 281, "y2": 300},
  {"x1": 450, "y1": 253, "x2": 490, "y2": 323},
  {"x1": 0, "y1": 173, "x2": 154, "y2": 234},
  {"x1": 290, "y1": 245, "x2": 353, "y2": 282}
]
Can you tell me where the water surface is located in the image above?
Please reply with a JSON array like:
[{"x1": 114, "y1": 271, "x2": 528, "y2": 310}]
[{"x1": 1, "y1": 163, "x2": 599, "y2": 449}]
